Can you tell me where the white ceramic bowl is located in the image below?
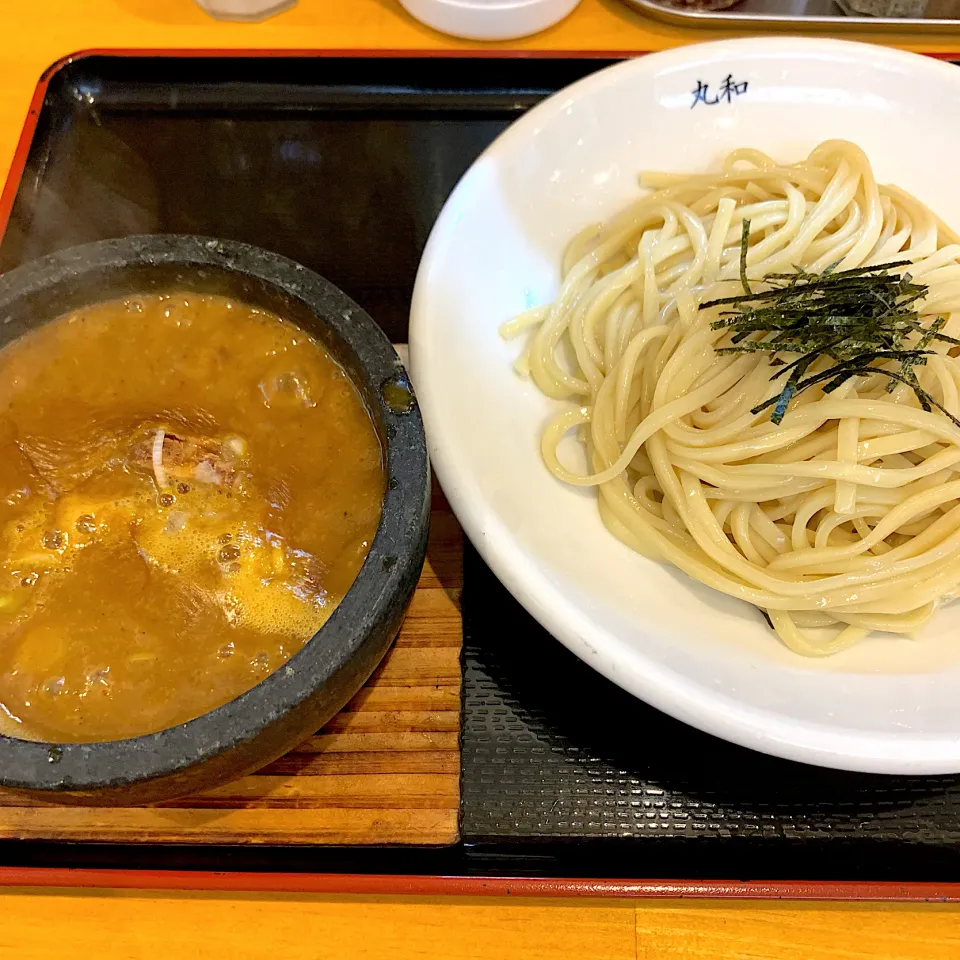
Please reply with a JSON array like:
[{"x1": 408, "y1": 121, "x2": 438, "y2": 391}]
[
  {"x1": 410, "y1": 37, "x2": 960, "y2": 775},
  {"x1": 398, "y1": 0, "x2": 581, "y2": 41}
]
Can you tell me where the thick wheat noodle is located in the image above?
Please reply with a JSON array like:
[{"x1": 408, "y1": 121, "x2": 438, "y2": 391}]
[{"x1": 500, "y1": 140, "x2": 960, "y2": 656}]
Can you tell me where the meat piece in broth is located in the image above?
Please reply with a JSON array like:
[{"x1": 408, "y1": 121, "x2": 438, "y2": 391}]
[{"x1": 130, "y1": 427, "x2": 248, "y2": 491}]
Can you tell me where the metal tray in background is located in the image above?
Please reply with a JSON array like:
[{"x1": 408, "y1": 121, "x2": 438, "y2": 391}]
[{"x1": 627, "y1": 0, "x2": 960, "y2": 30}]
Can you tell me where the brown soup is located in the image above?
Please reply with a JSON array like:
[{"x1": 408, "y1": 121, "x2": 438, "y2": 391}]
[{"x1": 0, "y1": 293, "x2": 384, "y2": 742}]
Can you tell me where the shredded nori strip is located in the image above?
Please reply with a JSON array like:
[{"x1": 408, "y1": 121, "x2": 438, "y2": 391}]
[{"x1": 704, "y1": 221, "x2": 960, "y2": 429}]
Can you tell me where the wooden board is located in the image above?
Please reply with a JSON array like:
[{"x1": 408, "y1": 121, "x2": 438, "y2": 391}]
[{"x1": 0, "y1": 481, "x2": 462, "y2": 846}]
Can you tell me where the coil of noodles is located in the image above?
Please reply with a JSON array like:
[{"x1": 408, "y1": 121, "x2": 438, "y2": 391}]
[{"x1": 502, "y1": 140, "x2": 960, "y2": 656}]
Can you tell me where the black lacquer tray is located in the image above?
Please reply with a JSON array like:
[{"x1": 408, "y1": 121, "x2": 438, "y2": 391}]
[{"x1": 2, "y1": 53, "x2": 960, "y2": 885}]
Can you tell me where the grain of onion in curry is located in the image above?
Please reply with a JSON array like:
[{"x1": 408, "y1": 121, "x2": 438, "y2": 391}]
[{"x1": 0, "y1": 293, "x2": 384, "y2": 742}]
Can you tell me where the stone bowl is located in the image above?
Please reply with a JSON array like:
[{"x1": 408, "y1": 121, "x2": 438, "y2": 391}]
[{"x1": 0, "y1": 235, "x2": 430, "y2": 804}]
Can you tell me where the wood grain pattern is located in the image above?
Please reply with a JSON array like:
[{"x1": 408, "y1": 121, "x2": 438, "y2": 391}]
[
  {"x1": 0, "y1": 481, "x2": 462, "y2": 846},
  {"x1": 636, "y1": 902, "x2": 960, "y2": 960},
  {"x1": 3, "y1": 891, "x2": 960, "y2": 960},
  {"x1": 0, "y1": 891, "x2": 638, "y2": 960}
]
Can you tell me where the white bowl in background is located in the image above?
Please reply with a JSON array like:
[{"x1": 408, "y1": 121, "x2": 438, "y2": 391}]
[
  {"x1": 410, "y1": 37, "x2": 960, "y2": 775},
  {"x1": 399, "y1": 0, "x2": 581, "y2": 40},
  {"x1": 194, "y1": 0, "x2": 296, "y2": 20}
]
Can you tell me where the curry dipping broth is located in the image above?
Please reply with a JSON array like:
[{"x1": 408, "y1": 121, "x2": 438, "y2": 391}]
[{"x1": 0, "y1": 293, "x2": 384, "y2": 742}]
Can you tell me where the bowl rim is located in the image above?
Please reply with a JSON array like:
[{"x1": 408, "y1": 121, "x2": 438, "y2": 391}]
[
  {"x1": 410, "y1": 36, "x2": 960, "y2": 775},
  {"x1": 0, "y1": 234, "x2": 429, "y2": 793}
]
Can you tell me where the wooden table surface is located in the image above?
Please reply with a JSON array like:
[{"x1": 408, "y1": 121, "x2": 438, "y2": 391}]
[
  {"x1": 1, "y1": 889, "x2": 960, "y2": 959},
  {"x1": 3, "y1": 1, "x2": 960, "y2": 957}
]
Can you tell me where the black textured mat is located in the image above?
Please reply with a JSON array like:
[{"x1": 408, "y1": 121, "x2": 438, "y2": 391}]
[{"x1": 461, "y1": 544, "x2": 960, "y2": 878}]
